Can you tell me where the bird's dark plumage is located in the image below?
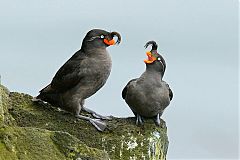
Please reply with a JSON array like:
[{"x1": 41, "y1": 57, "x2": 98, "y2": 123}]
[
  {"x1": 122, "y1": 40, "x2": 173, "y2": 126},
  {"x1": 122, "y1": 78, "x2": 137, "y2": 99},
  {"x1": 36, "y1": 29, "x2": 121, "y2": 131}
]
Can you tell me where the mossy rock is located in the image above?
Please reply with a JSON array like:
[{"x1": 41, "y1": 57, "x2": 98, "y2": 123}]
[
  {"x1": 0, "y1": 85, "x2": 168, "y2": 159},
  {"x1": 0, "y1": 85, "x2": 14, "y2": 127},
  {"x1": 0, "y1": 126, "x2": 109, "y2": 160}
]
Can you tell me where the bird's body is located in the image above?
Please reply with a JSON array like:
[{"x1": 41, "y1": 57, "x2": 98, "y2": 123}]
[
  {"x1": 39, "y1": 48, "x2": 112, "y2": 113},
  {"x1": 122, "y1": 41, "x2": 173, "y2": 126},
  {"x1": 35, "y1": 29, "x2": 121, "y2": 131},
  {"x1": 124, "y1": 73, "x2": 171, "y2": 118}
]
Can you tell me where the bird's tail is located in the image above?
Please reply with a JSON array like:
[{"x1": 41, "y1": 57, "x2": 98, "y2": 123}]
[
  {"x1": 33, "y1": 85, "x2": 62, "y2": 107},
  {"x1": 35, "y1": 92, "x2": 61, "y2": 107}
]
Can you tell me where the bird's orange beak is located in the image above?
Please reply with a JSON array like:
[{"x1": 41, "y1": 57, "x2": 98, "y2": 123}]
[
  {"x1": 144, "y1": 51, "x2": 156, "y2": 64},
  {"x1": 104, "y1": 39, "x2": 115, "y2": 46}
]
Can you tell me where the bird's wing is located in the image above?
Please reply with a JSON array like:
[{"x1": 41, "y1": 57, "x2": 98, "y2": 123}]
[
  {"x1": 122, "y1": 78, "x2": 137, "y2": 99},
  {"x1": 164, "y1": 82, "x2": 173, "y2": 101},
  {"x1": 44, "y1": 51, "x2": 87, "y2": 93}
]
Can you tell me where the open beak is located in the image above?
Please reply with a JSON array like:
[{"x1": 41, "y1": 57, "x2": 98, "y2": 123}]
[
  {"x1": 144, "y1": 51, "x2": 156, "y2": 64},
  {"x1": 103, "y1": 39, "x2": 115, "y2": 45}
]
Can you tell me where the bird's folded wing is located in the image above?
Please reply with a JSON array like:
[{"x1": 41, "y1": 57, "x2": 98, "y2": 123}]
[
  {"x1": 122, "y1": 78, "x2": 137, "y2": 99},
  {"x1": 50, "y1": 54, "x2": 87, "y2": 93},
  {"x1": 164, "y1": 81, "x2": 173, "y2": 101}
]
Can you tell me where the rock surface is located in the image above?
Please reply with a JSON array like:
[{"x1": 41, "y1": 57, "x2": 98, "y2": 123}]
[{"x1": 0, "y1": 85, "x2": 168, "y2": 160}]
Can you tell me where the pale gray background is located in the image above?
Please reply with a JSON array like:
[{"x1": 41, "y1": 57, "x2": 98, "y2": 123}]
[{"x1": 0, "y1": 0, "x2": 238, "y2": 159}]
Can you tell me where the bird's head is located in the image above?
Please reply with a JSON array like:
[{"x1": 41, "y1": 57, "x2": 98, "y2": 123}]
[
  {"x1": 144, "y1": 41, "x2": 166, "y2": 75},
  {"x1": 83, "y1": 29, "x2": 121, "y2": 48}
]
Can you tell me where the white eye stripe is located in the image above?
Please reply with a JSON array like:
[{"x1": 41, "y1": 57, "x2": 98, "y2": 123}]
[
  {"x1": 87, "y1": 35, "x2": 104, "y2": 41},
  {"x1": 160, "y1": 61, "x2": 165, "y2": 70},
  {"x1": 157, "y1": 57, "x2": 161, "y2": 61},
  {"x1": 87, "y1": 36, "x2": 98, "y2": 41}
]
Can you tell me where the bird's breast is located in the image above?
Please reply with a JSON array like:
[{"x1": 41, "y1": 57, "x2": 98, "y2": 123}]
[
  {"x1": 77, "y1": 53, "x2": 112, "y2": 99},
  {"x1": 126, "y1": 81, "x2": 170, "y2": 117}
]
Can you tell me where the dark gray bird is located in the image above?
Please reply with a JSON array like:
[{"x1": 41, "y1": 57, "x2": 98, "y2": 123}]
[
  {"x1": 122, "y1": 41, "x2": 173, "y2": 126},
  {"x1": 34, "y1": 29, "x2": 121, "y2": 131}
]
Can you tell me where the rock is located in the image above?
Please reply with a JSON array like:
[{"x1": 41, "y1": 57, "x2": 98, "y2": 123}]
[
  {"x1": 0, "y1": 85, "x2": 13, "y2": 127},
  {"x1": 0, "y1": 85, "x2": 169, "y2": 160}
]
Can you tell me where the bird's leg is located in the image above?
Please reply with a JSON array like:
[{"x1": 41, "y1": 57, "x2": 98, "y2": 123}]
[
  {"x1": 75, "y1": 114, "x2": 107, "y2": 132},
  {"x1": 153, "y1": 113, "x2": 161, "y2": 126},
  {"x1": 80, "y1": 100, "x2": 111, "y2": 120},
  {"x1": 73, "y1": 100, "x2": 107, "y2": 132},
  {"x1": 32, "y1": 97, "x2": 48, "y2": 105},
  {"x1": 136, "y1": 114, "x2": 144, "y2": 126},
  {"x1": 82, "y1": 107, "x2": 112, "y2": 120}
]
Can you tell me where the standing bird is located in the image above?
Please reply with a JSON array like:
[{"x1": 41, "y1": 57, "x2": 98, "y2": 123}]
[
  {"x1": 122, "y1": 41, "x2": 173, "y2": 126},
  {"x1": 34, "y1": 29, "x2": 121, "y2": 131}
]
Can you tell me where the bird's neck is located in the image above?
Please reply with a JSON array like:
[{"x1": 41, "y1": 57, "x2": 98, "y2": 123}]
[
  {"x1": 79, "y1": 46, "x2": 111, "y2": 64},
  {"x1": 146, "y1": 64, "x2": 165, "y2": 78},
  {"x1": 81, "y1": 40, "x2": 106, "y2": 51},
  {"x1": 143, "y1": 69, "x2": 163, "y2": 82}
]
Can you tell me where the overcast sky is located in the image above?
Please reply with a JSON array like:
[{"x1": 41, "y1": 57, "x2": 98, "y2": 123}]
[{"x1": 0, "y1": 0, "x2": 238, "y2": 159}]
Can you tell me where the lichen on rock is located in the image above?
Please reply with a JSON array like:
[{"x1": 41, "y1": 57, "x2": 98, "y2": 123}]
[
  {"x1": 0, "y1": 85, "x2": 13, "y2": 128},
  {"x1": 0, "y1": 85, "x2": 169, "y2": 159}
]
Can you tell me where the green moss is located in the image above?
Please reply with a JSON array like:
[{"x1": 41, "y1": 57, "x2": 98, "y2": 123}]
[
  {"x1": 0, "y1": 127, "x2": 109, "y2": 160},
  {"x1": 0, "y1": 143, "x2": 18, "y2": 160},
  {"x1": 0, "y1": 85, "x2": 14, "y2": 127},
  {"x1": 0, "y1": 85, "x2": 169, "y2": 160},
  {"x1": 0, "y1": 126, "x2": 64, "y2": 160},
  {"x1": 51, "y1": 131, "x2": 109, "y2": 159}
]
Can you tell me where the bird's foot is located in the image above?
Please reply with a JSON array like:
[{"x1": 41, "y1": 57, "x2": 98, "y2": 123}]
[
  {"x1": 136, "y1": 114, "x2": 144, "y2": 126},
  {"x1": 32, "y1": 97, "x2": 47, "y2": 103},
  {"x1": 75, "y1": 114, "x2": 107, "y2": 132},
  {"x1": 153, "y1": 113, "x2": 161, "y2": 126},
  {"x1": 89, "y1": 119, "x2": 107, "y2": 132},
  {"x1": 82, "y1": 107, "x2": 112, "y2": 120},
  {"x1": 32, "y1": 97, "x2": 41, "y2": 102},
  {"x1": 92, "y1": 113, "x2": 112, "y2": 120},
  {"x1": 32, "y1": 97, "x2": 48, "y2": 105}
]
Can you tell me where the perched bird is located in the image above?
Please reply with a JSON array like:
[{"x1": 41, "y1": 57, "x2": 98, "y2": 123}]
[
  {"x1": 122, "y1": 41, "x2": 173, "y2": 126},
  {"x1": 34, "y1": 29, "x2": 121, "y2": 131}
]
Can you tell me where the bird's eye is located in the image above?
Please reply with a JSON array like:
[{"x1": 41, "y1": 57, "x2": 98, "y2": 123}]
[
  {"x1": 100, "y1": 35, "x2": 105, "y2": 39},
  {"x1": 157, "y1": 57, "x2": 161, "y2": 61}
]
